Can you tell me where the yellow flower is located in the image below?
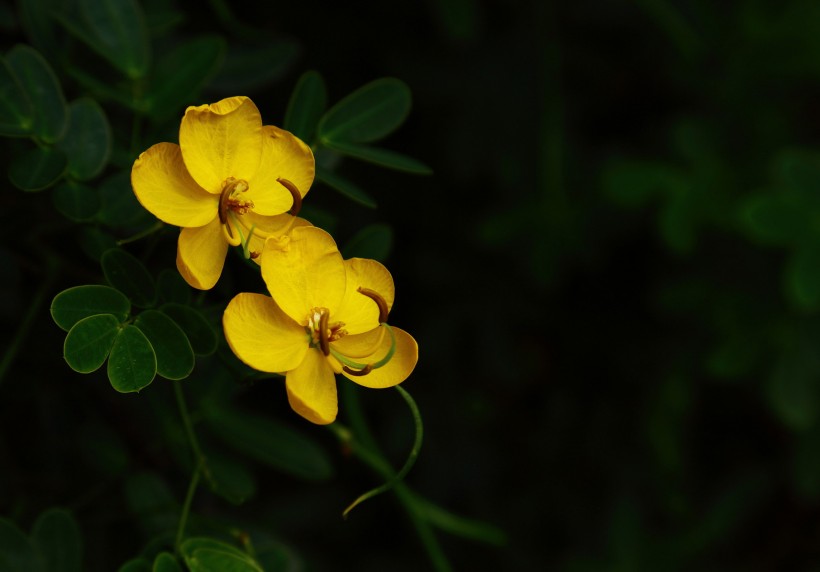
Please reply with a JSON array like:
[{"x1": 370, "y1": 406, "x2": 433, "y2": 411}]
[
  {"x1": 131, "y1": 96, "x2": 315, "y2": 289},
  {"x1": 223, "y1": 226, "x2": 418, "y2": 424}
]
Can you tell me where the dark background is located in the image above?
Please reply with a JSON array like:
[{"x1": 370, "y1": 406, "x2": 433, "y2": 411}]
[{"x1": 5, "y1": 0, "x2": 820, "y2": 570}]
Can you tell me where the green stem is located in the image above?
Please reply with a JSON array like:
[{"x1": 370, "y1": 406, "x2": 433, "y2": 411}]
[
  {"x1": 173, "y1": 381, "x2": 207, "y2": 551},
  {"x1": 342, "y1": 386, "x2": 423, "y2": 517},
  {"x1": 0, "y1": 258, "x2": 57, "y2": 389},
  {"x1": 116, "y1": 220, "x2": 165, "y2": 246}
]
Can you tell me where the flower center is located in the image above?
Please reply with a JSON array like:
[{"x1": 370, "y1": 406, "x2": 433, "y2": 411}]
[
  {"x1": 307, "y1": 307, "x2": 347, "y2": 356},
  {"x1": 218, "y1": 177, "x2": 253, "y2": 224}
]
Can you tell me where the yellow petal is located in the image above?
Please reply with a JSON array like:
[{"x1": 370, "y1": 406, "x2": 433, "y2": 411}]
[
  {"x1": 245, "y1": 126, "x2": 315, "y2": 215},
  {"x1": 179, "y1": 96, "x2": 263, "y2": 194},
  {"x1": 240, "y1": 213, "x2": 313, "y2": 264},
  {"x1": 131, "y1": 142, "x2": 218, "y2": 227},
  {"x1": 223, "y1": 293, "x2": 308, "y2": 373},
  {"x1": 262, "y1": 226, "x2": 346, "y2": 325},
  {"x1": 331, "y1": 327, "x2": 385, "y2": 358},
  {"x1": 176, "y1": 217, "x2": 229, "y2": 290},
  {"x1": 341, "y1": 326, "x2": 418, "y2": 389},
  {"x1": 286, "y1": 348, "x2": 338, "y2": 424},
  {"x1": 335, "y1": 258, "x2": 396, "y2": 335}
]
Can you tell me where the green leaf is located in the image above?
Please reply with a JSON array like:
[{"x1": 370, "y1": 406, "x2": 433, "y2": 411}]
[
  {"x1": 187, "y1": 550, "x2": 263, "y2": 572},
  {"x1": 212, "y1": 41, "x2": 299, "y2": 94},
  {"x1": 18, "y1": 0, "x2": 71, "y2": 66},
  {"x1": 65, "y1": 66, "x2": 135, "y2": 110},
  {"x1": 79, "y1": 0, "x2": 150, "y2": 79},
  {"x1": 318, "y1": 77, "x2": 411, "y2": 143},
  {"x1": 740, "y1": 193, "x2": 810, "y2": 246},
  {"x1": 52, "y1": 181, "x2": 101, "y2": 222},
  {"x1": 97, "y1": 170, "x2": 155, "y2": 228},
  {"x1": 4, "y1": 44, "x2": 67, "y2": 142},
  {"x1": 101, "y1": 248, "x2": 157, "y2": 308},
  {"x1": 124, "y1": 473, "x2": 177, "y2": 535},
  {"x1": 134, "y1": 310, "x2": 194, "y2": 380},
  {"x1": 57, "y1": 98, "x2": 111, "y2": 180},
  {"x1": 142, "y1": 36, "x2": 225, "y2": 120},
  {"x1": 787, "y1": 246, "x2": 820, "y2": 311},
  {"x1": 203, "y1": 405, "x2": 333, "y2": 481},
  {"x1": 768, "y1": 353, "x2": 820, "y2": 431},
  {"x1": 0, "y1": 518, "x2": 42, "y2": 572},
  {"x1": 8, "y1": 146, "x2": 67, "y2": 192},
  {"x1": 157, "y1": 270, "x2": 191, "y2": 305},
  {"x1": 63, "y1": 314, "x2": 120, "y2": 373},
  {"x1": 205, "y1": 452, "x2": 257, "y2": 505},
  {"x1": 108, "y1": 325, "x2": 156, "y2": 392},
  {"x1": 160, "y1": 303, "x2": 218, "y2": 356},
  {"x1": 342, "y1": 223, "x2": 393, "y2": 262},
  {"x1": 51, "y1": 285, "x2": 130, "y2": 331},
  {"x1": 31, "y1": 508, "x2": 82, "y2": 572},
  {"x1": 323, "y1": 140, "x2": 432, "y2": 174},
  {"x1": 284, "y1": 70, "x2": 327, "y2": 143},
  {"x1": 0, "y1": 59, "x2": 34, "y2": 136},
  {"x1": 180, "y1": 539, "x2": 249, "y2": 562},
  {"x1": 152, "y1": 552, "x2": 182, "y2": 572},
  {"x1": 117, "y1": 559, "x2": 151, "y2": 572},
  {"x1": 602, "y1": 159, "x2": 683, "y2": 207},
  {"x1": 315, "y1": 166, "x2": 377, "y2": 209},
  {"x1": 80, "y1": 227, "x2": 119, "y2": 261}
]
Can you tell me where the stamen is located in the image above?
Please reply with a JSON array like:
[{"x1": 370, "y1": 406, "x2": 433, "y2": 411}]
[
  {"x1": 318, "y1": 311, "x2": 330, "y2": 356},
  {"x1": 218, "y1": 177, "x2": 251, "y2": 223},
  {"x1": 358, "y1": 287, "x2": 389, "y2": 323},
  {"x1": 277, "y1": 178, "x2": 302, "y2": 217},
  {"x1": 222, "y1": 217, "x2": 241, "y2": 246},
  {"x1": 343, "y1": 364, "x2": 374, "y2": 376}
]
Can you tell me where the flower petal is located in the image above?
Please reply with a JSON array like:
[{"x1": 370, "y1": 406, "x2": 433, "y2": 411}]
[
  {"x1": 179, "y1": 96, "x2": 263, "y2": 193},
  {"x1": 245, "y1": 125, "x2": 315, "y2": 215},
  {"x1": 335, "y1": 258, "x2": 396, "y2": 335},
  {"x1": 131, "y1": 142, "x2": 218, "y2": 227},
  {"x1": 262, "y1": 226, "x2": 346, "y2": 325},
  {"x1": 286, "y1": 348, "x2": 338, "y2": 424},
  {"x1": 341, "y1": 326, "x2": 418, "y2": 389},
  {"x1": 223, "y1": 293, "x2": 308, "y2": 373},
  {"x1": 331, "y1": 327, "x2": 385, "y2": 358},
  {"x1": 240, "y1": 213, "x2": 313, "y2": 264},
  {"x1": 177, "y1": 217, "x2": 229, "y2": 290}
]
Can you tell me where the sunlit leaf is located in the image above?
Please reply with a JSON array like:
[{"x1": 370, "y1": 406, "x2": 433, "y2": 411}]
[
  {"x1": 8, "y1": 146, "x2": 67, "y2": 192},
  {"x1": 31, "y1": 508, "x2": 82, "y2": 572},
  {"x1": 284, "y1": 70, "x2": 326, "y2": 143},
  {"x1": 63, "y1": 314, "x2": 120, "y2": 374},
  {"x1": 57, "y1": 98, "x2": 111, "y2": 180},
  {"x1": 318, "y1": 78, "x2": 411, "y2": 143},
  {"x1": 134, "y1": 310, "x2": 194, "y2": 380},
  {"x1": 101, "y1": 248, "x2": 157, "y2": 308},
  {"x1": 108, "y1": 326, "x2": 156, "y2": 393},
  {"x1": 323, "y1": 140, "x2": 432, "y2": 174},
  {"x1": 51, "y1": 285, "x2": 130, "y2": 331},
  {"x1": 315, "y1": 166, "x2": 377, "y2": 209},
  {"x1": 5, "y1": 44, "x2": 67, "y2": 142}
]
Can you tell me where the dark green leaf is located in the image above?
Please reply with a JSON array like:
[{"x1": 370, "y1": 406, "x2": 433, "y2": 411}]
[
  {"x1": 205, "y1": 452, "x2": 257, "y2": 505},
  {"x1": 180, "y1": 539, "x2": 249, "y2": 562},
  {"x1": 80, "y1": 227, "x2": 119, "y2": 261},
  {"x1": 101, "y1": 248, "x2": 157, "y2": 308},
  {"x1": 97, "y1": 170, "x2": 155, "y2": 228},
  {"x1": 284, "y1": 70, "x2": 327, "y2": 143},
  {"x1": 143, "y1": 36, "x2": 225, "y2": 120},
  {"x1": 787, "y1": 246, "x2": 820, "y2": 311},
  {"x1": 152, "y1": 552, "x2": 182, "y2": 572},
  {"x1": 157, "y1": 270, "x2": 191, "y2": 305},
  {"x1": 8, "y1": 146, "x2": 67, "y2": 192},
  {"x1": 117, "y1": 559, "x2": 151, "y2": 572},
  {"x1": 740, "y1": 193, "x2": 809, "y2": 246},
  {"x1": 0, "y1": 518, "x2": 42, "y2": 572},
  {"x1": 63, "y1": 314, "x2": 120, "y2": 373},
  {"x1": 658, "y1": 187, "x2": 695, "y2": 254},
  {"x1": 318, "y1": 77, "x2": 411, "y2": 143},
  {"x1": 79, "y1": 0, "x2": 150, "y2": 79},
  {"x1": 203, "y1": 405, "x2": 333, "y2": 481},
  {"x1": 256, "y1": 545, "x2": 302, "y2": 572},
  {"x1": 5, "y1": 44, "x2": 67, "y2": 142},
  {"x1": 602, "y1": 159, "x2": 685, "y2": 207},
  {"x1": 51, "y1": 285, "x2": 130, "y2": 331},
  {"x1": 0, "y1": 59, "x2": 34, "y2": 136},
  {"x1": 57, "y1": 98, "x2": 111, "y2": 180},
  {"x1": 212, "y1": 41, "x2": 299, "y2": 94},
  {"x1": 160, "y1": 303, "x2": 218, "y2": 356},
  {"x1": 31, "y1": 508, "x2": 82, "y2": 572},
  {"x1": 108, "y1": 325, "x2": 156, "y2": 392},
  {"x1": 342, "y1": 223, "x2": 393, "y2": 262},
  {"x1": 134, "y1": 310, "x2": 194, "y2": 380},
  {"x1": 774, "y1": 149, "x2": 820, "y2": 195},
  {"x1": 124, "y1": 473, "x2": 177, "y2": 535},
  {"x1": 187, "y1": 550, "x2": 263, "y2": 572},
  {"x1": 316, "y1": 166, "x2": 377, "y2": 209},
  {"x1": 323, "y1": 140, "x2": 432, "y2": 174},
  {"x1": 52, "y1": 181, "x2": 100, "y2": 222},
  {"x1": 18, "y1": 0, "x2": 71, "y2": 65},
  {"x1": 65, "y1": 67, "x2": 135, "y2": 110},
  {"x1": 768, "y1": 353, "x2": 820, "y2": 431}
]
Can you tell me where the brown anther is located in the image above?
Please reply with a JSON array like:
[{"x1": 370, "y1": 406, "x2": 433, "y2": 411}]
[
  {"x1": 249, "y1": 251, "x2": 261, "y2": 260},
  {"x1": 318, "y1": 311, "x2": 330, "y2": 356},
  {"x1": 358, "y1": 287, "x2": 389, "y2": 323},
  {"x1": 343, "y1": 364, "x2": 374, "y2": 376},
  {"x1": 278, "y1": 178, "x2": 302, "y2": 217},
  {"x1": 218, "y1": 177, "x2": 251, "y2": 223}
]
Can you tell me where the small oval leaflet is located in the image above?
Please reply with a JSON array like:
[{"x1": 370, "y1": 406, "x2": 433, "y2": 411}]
[{"x1": 63, "y1": 314, "x2": 120, "y2": 374}]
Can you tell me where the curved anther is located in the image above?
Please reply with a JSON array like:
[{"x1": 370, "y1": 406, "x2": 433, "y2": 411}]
[
  {"x1": 219, "y1": 177, "x2": 250, "y2": 224},
  {"x1": 343, "y1": 364, "x2": 374, "y2": 377},
  {"x1": 278, "y1": 178, "x2": 302, "y2": 217},
  {"x1": 318, "y1": 311, "x2": 330, "y2": 356},
  {"x1": 358, "y1": 287, "x2": 389, "y2": 323}
]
